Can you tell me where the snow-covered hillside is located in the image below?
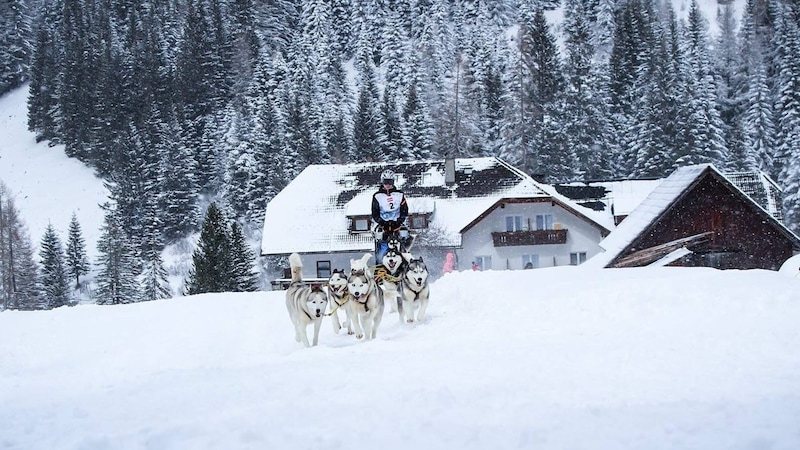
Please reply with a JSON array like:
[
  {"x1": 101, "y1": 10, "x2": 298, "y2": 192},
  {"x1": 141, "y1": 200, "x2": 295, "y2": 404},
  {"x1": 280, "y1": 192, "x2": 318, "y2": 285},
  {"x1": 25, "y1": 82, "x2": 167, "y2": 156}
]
[
  {"x1": 0, "y1": 86, "x2": 107, "y2": 261},
  {"x1": 1, "y1": 266, "x2": 799, "y2": 449}
]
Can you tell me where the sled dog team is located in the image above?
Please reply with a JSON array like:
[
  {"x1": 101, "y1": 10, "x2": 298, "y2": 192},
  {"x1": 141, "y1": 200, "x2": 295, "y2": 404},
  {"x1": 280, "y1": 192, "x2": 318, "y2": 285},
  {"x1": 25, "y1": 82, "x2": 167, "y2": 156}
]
[{"x1": 285, "y1": 249, "x2": 430, "y2": 348}]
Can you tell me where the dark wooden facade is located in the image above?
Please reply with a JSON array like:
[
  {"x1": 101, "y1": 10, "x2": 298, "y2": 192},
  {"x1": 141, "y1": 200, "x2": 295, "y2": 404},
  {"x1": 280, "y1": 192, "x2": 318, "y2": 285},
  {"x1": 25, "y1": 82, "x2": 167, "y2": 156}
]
[{"x1": 609, "y1": 170, "x2": 799, "y2": 270}]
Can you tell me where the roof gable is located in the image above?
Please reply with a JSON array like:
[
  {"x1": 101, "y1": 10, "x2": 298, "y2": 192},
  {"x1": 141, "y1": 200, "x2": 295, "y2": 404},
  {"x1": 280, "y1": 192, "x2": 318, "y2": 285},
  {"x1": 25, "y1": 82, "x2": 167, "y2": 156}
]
[{"x1": 587, "y1": 164, "x2": 800, "y2": 268}]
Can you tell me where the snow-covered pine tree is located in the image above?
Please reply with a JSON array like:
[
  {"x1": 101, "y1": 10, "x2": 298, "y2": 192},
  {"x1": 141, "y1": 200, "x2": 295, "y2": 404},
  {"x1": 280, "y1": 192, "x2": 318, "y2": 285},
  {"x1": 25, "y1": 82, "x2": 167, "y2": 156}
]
[
  {"x1": 518, "y1": 5, "x2": 571, "y2": 181},
  {"x1": 562, "y1": 0, "x2": 608, "y2": 180},
  {"x1": 228, "y1": 221, "x2": 258, "y2": 292},
  {"x1": 631, "y1": 3, "x2": 685, "y2": 178},
  {"x1": 39, "y1": 223, "x2": 69, "y2": 309},
  {"x1": 159, "y1": 114, "x2": 200, "y2": 243},
  {"x1": 774, "y1": 0, "x2": 800, "y2": 232},
  {"x1": 95, "y1": 203, "x2": 141, "y2": 305},
  {"x1": 64, "y1": 212, "x2": 89, "y2": 289},
  {"x1": 681, "y1": 0, "x2": 730, "y2": 169},
  {"x1": 186, "y1": 202, "x2": 234, "y2": 294},
  {"x1": 138, "y1": 199, "x2": 171, "y2": 301},
  {"x1": 0, "y1": 0, "x2": 33, "y2": 94},
  {"x1": 0, "y1": 182, "x2": 42, "y2": 310},
  {"x1": 352, "y1": 33, "x2": 387, "y2": 162},
  {"x1": 27, "y1": 0, "x2": 62, "y2": 144},
  {"x1": 401, "y1": 76, "x2": 435, "y2": 161},
  {"x1": 714, "y1": 3, "x2": 747, "y2": 171}
]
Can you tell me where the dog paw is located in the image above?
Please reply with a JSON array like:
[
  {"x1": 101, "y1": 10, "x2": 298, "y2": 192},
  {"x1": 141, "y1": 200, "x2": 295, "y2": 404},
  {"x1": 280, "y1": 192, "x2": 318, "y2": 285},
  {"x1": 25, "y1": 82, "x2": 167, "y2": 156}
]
[
  {"x1": 356, "y1": 334, "x2": 364, "y2": 339},
  {"x1": 406, "y1": 318, "x2": 414, "y2": 323},
  {"x1": 347, "y1": 331, "x2": 355, "y2": 335}
]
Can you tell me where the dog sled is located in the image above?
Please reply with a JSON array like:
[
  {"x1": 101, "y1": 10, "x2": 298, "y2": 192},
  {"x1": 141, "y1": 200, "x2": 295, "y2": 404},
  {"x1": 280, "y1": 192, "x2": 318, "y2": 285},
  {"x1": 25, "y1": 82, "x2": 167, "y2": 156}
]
[{"x1": 372, "y1": 223, "x2": 414, "y2": 261}]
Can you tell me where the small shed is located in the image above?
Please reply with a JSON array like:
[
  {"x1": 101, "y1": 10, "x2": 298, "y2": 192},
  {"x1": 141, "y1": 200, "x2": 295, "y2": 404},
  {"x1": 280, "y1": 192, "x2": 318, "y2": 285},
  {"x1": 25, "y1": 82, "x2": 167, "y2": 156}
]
[{"x1": 588, "y1": 164, "x2": 800, "y2": 270}]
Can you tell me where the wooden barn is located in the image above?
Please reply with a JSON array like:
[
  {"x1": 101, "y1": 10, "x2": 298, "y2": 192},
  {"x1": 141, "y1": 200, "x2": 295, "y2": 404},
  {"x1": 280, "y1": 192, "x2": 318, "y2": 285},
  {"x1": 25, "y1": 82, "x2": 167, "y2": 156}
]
[{"x1": 588, "y1": 164, "x2": 800, "y2": 270}]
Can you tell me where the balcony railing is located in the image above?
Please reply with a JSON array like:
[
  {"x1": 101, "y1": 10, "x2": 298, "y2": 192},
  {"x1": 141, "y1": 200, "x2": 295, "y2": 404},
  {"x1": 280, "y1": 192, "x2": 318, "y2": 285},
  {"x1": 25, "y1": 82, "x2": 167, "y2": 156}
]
[{"x1": 491, "y1": 229, "x2": 568, "y2": 247}]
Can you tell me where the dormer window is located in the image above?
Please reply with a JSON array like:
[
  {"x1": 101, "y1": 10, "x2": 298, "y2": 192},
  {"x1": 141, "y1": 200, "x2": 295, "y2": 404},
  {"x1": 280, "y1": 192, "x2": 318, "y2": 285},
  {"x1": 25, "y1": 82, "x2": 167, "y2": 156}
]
[
  {"x1": 410, "y1": 214, "x2": 428, "y2": 229},
  {"x1": 350, "y1": 217, "x2": 371, "y2": 232}
]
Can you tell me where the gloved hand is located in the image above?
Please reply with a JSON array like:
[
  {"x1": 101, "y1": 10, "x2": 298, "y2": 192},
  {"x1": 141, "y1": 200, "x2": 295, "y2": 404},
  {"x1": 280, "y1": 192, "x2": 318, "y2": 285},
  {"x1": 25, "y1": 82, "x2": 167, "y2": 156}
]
[{"x1": 384, "y1": 220, "x2": 397, "y2": 231}]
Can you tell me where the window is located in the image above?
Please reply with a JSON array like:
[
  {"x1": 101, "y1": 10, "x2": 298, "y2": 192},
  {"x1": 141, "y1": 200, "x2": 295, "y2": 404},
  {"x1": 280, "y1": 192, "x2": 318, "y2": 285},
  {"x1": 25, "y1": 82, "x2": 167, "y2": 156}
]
[
  {"x1": 570, "y1": 252, "x2": 587, "y2": 265},
  {"x1": 505, "y1": 215, "x2": 523, "y2": 232},
  {"x1": 316, "y1": 260, "x2": 331, "y2": 278},
  {"x1": 475, "y1": 255, "x2": 492, "y2": 270},
  {"x1": 410, "y1": 215, "x2": 428, "y2": 229},
  {"x1": 522, "y1": 254, "x2": 539, "y2": 269},
  {"x1": 536, "y1": 214, "x2": 554, "y2": 230},
  {"x1": 352, "y1": 217, "x2": 370, "y2": 232}
]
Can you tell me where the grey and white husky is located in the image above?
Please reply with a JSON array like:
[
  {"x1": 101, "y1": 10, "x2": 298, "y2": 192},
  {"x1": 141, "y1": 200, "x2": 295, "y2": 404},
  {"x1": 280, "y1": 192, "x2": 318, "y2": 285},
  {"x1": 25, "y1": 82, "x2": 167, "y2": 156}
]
[
  {"x1": 377, "y1": 248, "x2": 407, "y2": 316},
  {"x1": 285, "y1": 253, "x2": 328, "y2": 347},
  {"x1": 327, "y1": 269, "x2": 353, "y2": 335},
  {"x1": 347, "y1": 253, "x2": 385, "y2": 340},
  {"x1": 399, "y1": 256, "x2": 430, "y2": 323}
]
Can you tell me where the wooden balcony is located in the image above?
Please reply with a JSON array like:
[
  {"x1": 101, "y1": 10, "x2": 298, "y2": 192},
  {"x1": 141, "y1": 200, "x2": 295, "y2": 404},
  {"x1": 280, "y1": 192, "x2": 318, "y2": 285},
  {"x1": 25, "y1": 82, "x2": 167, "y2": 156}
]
[{"x1": 491, "y1": 229, "x2": 568, "y2": 247}]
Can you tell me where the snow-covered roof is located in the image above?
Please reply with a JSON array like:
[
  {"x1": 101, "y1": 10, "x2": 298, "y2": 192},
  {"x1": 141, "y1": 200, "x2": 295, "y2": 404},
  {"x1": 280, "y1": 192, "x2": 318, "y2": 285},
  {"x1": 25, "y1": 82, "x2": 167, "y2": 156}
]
[
  {"x1": 260, "y1": 157, "x2": 611, "y2": 255},
  {"x1": 586, "y1": 164, "x2": 800, "y2": 268}
]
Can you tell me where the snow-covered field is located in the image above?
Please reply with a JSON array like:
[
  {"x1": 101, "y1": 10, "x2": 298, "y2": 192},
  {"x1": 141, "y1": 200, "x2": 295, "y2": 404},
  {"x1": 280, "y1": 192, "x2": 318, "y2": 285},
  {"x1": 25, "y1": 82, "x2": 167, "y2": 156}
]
[{"x1": 2, "y1": 266, "x2": 799, "y2": 450}]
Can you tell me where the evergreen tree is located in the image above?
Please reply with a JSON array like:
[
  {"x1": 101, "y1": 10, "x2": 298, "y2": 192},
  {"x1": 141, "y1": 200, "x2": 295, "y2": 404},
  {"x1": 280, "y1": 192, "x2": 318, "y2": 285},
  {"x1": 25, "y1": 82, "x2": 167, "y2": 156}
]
[
  {"x1": 160, "y1": 115, "x2": 200, "y2": 242},
  {"x1": 562, "y1": 0, "x2": 608, "y2": 179},
  {"x1": 0, "y1": 182, "x2": 41, "y2": 310},
  {"x1": 228, "y1": 221, "x2": 258, "y2": 292},
  {"x1": 401, "y1": 79, "x2": 435, "y2": 161},
  {"x1": 775, "y1": 0, "x2": 800, "y2": 231},
  {"x1": 138, "y1": 199, "x2": 171, "y2": 301},
  {"x1": 186, "y1": 202, "x2": 233, "y2": 294},
  {"x1": 352, "y1": 39, "x2": 386, "y2": 162},
  {"x1": 680, "y1": 0, "x2": 730, "y2": 169},
  {"x1": 0, "y1": 0, "x2": 33, "y2": 94},
  {"x1": 95, "y1": 203, "x2": 140, "y2": 305},
  {"x1": 27, "y1": 0, "x2": 61, "y2": 144},
  {"x1": 39, "y1": 223, "x2": 69, "y2": 308},
  {"x1": 64, "y1": 212, "x2": 89, "y2": 289},
  {"x1": 518, "y1": 5, "x2": 569, "y2": 180}
]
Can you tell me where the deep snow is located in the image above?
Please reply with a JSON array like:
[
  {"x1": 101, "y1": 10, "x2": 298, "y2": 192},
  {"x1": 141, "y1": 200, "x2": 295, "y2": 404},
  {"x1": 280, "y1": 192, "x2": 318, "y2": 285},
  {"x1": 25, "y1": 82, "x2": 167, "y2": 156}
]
[{"x1": 2, "y1": 265, "x2": 799, "y2": 450}]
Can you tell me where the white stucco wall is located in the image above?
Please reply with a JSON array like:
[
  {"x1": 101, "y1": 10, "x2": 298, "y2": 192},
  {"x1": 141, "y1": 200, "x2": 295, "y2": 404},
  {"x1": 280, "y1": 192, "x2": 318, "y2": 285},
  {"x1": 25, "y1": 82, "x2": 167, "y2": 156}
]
[{"x1": 458, "y1": 201, "x2": 605, "y2": 270}]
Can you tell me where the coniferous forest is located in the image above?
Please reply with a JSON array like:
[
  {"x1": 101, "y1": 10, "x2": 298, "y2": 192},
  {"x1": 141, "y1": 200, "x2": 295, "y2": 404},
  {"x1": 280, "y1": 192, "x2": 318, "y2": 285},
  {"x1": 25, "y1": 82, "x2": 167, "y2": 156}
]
[{"x1": 1, "y1": 0, "x2": 800, "y2": 307}]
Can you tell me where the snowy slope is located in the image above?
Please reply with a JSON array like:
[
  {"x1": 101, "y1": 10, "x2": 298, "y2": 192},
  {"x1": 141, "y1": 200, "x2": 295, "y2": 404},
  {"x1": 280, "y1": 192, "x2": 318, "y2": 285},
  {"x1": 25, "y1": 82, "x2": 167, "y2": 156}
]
[
  {"x1": 1, "y1": 265, "x2": 799, "y2": 450},
  {"x1": 0, "y1": 86, "x2": 108, "y2": 260}
]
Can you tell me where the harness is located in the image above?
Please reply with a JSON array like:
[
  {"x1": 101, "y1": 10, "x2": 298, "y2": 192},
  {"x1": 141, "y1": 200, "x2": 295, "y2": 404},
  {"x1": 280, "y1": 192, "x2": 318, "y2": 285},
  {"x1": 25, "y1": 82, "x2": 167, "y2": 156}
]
[
  {"x1": 373, "y1": 265, "x2": 403, "y2": 283},
  {"x1": 325, "y1": 286, "x2": 349, "y2": 317}
]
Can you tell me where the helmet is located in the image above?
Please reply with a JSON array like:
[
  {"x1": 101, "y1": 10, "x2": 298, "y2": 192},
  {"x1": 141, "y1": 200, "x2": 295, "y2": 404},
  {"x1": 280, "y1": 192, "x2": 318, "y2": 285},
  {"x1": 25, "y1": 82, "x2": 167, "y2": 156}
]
[{"x1": 380, "y1": 169, "x2": 396, "y2": 184}]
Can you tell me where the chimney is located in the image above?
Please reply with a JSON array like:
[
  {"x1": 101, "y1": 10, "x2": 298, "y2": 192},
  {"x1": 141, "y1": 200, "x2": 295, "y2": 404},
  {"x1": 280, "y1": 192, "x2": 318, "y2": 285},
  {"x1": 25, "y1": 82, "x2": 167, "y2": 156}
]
[{"x1": 445, "y1": 153, "x2": 456, "y2": 185}]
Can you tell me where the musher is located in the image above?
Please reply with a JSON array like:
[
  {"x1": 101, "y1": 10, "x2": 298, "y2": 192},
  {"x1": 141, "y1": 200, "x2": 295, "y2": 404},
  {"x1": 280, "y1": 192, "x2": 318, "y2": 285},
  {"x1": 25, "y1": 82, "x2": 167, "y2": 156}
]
[{"x1": 371, "y1": 169, "x2": 409, "y2": 260}]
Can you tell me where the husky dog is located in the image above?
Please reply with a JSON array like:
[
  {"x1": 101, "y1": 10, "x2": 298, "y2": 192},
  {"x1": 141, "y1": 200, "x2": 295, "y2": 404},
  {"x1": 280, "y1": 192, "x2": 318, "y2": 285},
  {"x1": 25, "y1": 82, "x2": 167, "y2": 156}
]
[
  {"x1": 375, "y1": 248, "x2": 407, "y2": 315},
  {"x1": 399, "y1": 256, "x2": 430, "y2": 323},
  {"x1": 347, "y1": 253, "x2": 385, "y2": 340},
  {"x1": 285, "y1": 253, "x2": 328, "y2": 347},
  {"x1": 327, "y1": 269, "x2": 353, "y2": 335}
]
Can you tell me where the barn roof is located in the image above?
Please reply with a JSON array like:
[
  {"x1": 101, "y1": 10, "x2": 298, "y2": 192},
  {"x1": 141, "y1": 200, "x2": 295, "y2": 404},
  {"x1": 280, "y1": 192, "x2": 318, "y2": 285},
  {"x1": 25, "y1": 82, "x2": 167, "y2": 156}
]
[
  {"x1": 260, "y1": 157, "x2": 613, "y2": 256},
  {"x1": 585, "y1": 164, "x2": 800, "y2": 268}
]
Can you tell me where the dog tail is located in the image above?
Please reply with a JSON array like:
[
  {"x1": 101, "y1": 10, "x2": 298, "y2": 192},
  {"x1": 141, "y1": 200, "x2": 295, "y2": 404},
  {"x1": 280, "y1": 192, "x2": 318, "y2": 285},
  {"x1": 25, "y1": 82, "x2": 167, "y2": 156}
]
[
  {"x1": 360, "y1": 253, "x2": 372, "y2": 276},
  {"x1": 289, "y1": 252, "x2": 303, "y2": 283}
]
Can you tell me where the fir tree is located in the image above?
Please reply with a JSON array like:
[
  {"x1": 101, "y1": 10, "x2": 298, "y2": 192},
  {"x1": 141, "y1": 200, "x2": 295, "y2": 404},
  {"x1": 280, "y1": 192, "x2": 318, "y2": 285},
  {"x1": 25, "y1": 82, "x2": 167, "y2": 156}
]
[
  {"x1": 228, "y1": 222, "x2": 258, "y2": 292},
  {"x1": 39, "y1": 223, "x2": 69, "y2": 309},
  {"x1": 0, "y1": 182, "x2": 41, "y2": 310},
  {"x1": 64, "y1": 212, "x2": 89, "y2": 289},
  {"x1": 186, "y1": 202, "x2": 233, "y2": 295},
  {"x1": 95, "y1": 204, "x2": 140, "y2": 305},
  {"x1": 0, "y1": 0, "x2": 33, "y2": 94}
]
